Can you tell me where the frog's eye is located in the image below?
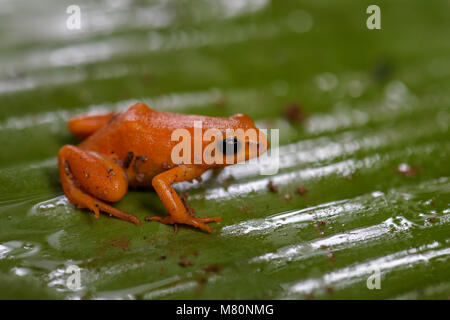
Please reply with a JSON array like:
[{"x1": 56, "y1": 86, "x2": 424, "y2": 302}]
[{"x1": 219, "y1": 137, "x2": 241, "y2": 155}]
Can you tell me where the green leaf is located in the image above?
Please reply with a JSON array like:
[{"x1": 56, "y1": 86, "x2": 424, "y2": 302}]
[{"x1": 0, "y1": 0, "x2": 449, "y2": 299}]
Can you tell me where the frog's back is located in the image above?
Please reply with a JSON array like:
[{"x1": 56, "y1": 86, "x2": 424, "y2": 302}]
[{"x1": 80, "y1": 104, "x2": 176, "y2": 154}]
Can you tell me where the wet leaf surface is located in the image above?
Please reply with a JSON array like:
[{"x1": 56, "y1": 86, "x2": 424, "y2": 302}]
[{"x1": 0, "y1": 0, "x2": 449, "y2": 299}]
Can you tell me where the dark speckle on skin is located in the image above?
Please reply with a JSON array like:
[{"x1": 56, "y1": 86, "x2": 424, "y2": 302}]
[
  {"x1": 133, "y1": 155, "x2": 148, "y2": 172},
  {"x1": 203, "y1": 264, "x2": 222, "y2": 274},
  {"x1": 123, "y1": 152, "x2": 134, "y2": 169},
  {"x1": 64, "y1": 161, "x2": 71, "y2": 176},
  {"x1": 106, "y1": 236, "x2": 130, "y2": 252},
  {"x1": 284, "y1": 194, "x2": 291, "y2": 202},
  {"x1": 178, "y1": 260, "x2": 194, "y2": 267},
  {"x1": 372, "y1": 59, "x2": 394, "y2": 83},
  {"x1": 327, "y1": 252, "x2": 335, "y2": 262},
  {"x1": 107, "y1": 113, "x2": 118, "y2": 125},
  {"x1": 136, "y1": 155, "x2": 148, "y2": 161},
  {"x1": 396, "y1": 163, "x2": 422, "y2": 177},
  {"x1": 180, "y1": 192, "x2": 194, "y2": 216},
  {"x1": 283, "y1": 102, "x2": 307, "y2": 124},
  {"x1": 107, "y1": 168, "x2": 115, "y2": 178}
]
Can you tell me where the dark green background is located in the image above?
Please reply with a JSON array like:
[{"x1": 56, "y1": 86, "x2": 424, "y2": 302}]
[{"x1": 0, "y1": 0, "x2": 449, "y2": 299}]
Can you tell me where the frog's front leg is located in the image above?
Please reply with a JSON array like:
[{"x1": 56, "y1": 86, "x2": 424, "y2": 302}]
[
  {"x1": 58, "y1": 145, "x2": 141, "y2": 225},
  {"x1": 151, "y1": 165, "x2": 222, "y2": 232}
]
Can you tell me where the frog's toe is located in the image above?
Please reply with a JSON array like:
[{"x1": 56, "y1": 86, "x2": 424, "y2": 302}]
[
  {"x1": 149, "y1": 215, "x2": 220, "y2": 233},
  {"x1": 189, "y1": 220, "x2": 213, "y2": 233}
]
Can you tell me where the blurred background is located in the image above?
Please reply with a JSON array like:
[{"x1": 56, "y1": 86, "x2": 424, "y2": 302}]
[{"x1": 0, "y1": 0, "x2": 449, "y2": 299}]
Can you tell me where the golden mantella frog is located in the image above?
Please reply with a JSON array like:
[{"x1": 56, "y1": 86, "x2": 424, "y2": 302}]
[{"x1": 58, "y1": 103, "x2": 268, "y2": 232}]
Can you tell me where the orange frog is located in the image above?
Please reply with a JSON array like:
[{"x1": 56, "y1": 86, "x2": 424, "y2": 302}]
[{"x1": 58, "y1": 103, "x2": 268, "y2": 232}]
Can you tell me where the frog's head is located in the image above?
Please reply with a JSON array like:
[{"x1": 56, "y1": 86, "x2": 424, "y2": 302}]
[{"x1": 203, "y1": 113, "x2": 269, "y2": 167}]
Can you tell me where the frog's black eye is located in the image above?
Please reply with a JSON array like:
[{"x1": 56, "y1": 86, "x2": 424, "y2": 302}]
[{"x1": 220, "y1": 137, "x2": 241, "y2": 155}]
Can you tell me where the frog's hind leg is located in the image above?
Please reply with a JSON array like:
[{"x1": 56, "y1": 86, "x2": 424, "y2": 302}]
[
  {"x1": 68, "y1": 112, "x2": 116, "y2": 139},
  {"x1": 58, "y1": 145, "x2": 141, "y2": 225}
]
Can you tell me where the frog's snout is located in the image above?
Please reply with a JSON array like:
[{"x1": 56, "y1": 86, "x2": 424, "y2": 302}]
[{"x1": 257, "y1": 130, "x2": 269, "y2": 156}]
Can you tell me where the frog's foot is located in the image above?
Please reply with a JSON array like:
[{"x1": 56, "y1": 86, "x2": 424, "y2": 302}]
[
  {"x1": 150, "y1": 216, "x2": 222, "y2": 233},
  {"x1": 72, "y1": 188, "x2": 142, "y2": 226},
  {"x1": 58, "y1": 145, "x2": 142, "y2": 225}
]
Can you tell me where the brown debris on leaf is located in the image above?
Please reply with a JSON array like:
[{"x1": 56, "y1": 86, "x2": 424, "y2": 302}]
[
  {"x1": 203, "y1": 264, "x2": 222, "y2": 274},
  {"x1": 178, "y1": 260, "x2": 194, "y2": 267},
  {"x1": 296, "y1": 187, "x2": 308, "y2": 195},
  {"x1": 283, "y1": 102, "x2": 307, "y2": 124},
  {"x1": 267, "y1": 181, "x2": 279, "y2": 193},
  {"x1": 396, "y1": 163, "x2": 422, "y2": 177}
]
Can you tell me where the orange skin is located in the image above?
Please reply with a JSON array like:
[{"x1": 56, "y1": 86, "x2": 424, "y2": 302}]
[{"x1": 58, "y1": 103, "x2": 268, "y2": 232}]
